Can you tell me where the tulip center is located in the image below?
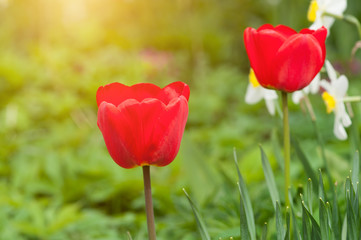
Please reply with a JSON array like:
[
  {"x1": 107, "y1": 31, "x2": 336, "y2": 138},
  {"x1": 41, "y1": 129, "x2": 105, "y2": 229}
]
[
  {"x1": 307, "y1": 0, "x2": 319, "y2": 22},
  {"x1": 249, "y1": 68, "x2": 260, "y2": 88},
  {"x1": 322, "y1": 91, "x2": 336, "y2": 113}
]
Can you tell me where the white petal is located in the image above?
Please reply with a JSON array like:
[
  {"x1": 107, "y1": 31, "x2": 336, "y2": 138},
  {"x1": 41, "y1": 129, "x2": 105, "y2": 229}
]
[
  {"x1": 321, "y1": 16, "x2": 336, "y2": 29},
  {"x1": 265, "y1": 99, "x2": 276, "y2": 116},
  {"x1": 325, "y1": 60, "x2": 337, "y2": 83},
  {"x1": 245, "y1": 84, "x2": 263, "y2": 104},
  {"x1": 333, "y1": 118, "x2": 348, "y2": 140},
  {"x1": 292, "y1": 91, "x2": 304, "y2": 104},
  {"x1": 335, "y1": 102, "x2": 352, "y2": 127},
  {"x1": 320, "y1": 80, "x2": 332, "y2": 92},
  {"x1": 333, "y1": 75, "x2": 349, "y2": 98},
  {"x1": 333, "y1": 104, "x2": 349, "y2": 140},
  {"x1": 342, "y1": 113, "x2": 352, "y2": 127},
  {"x1": 310, "y1": 75, "x2": 321, "y2": 94},
  {"x1": 263, "y1": 89, "x2": 278, "y2": 100},
  {"x1": 326, "y1": 0, "x2": 347, "y2": 15},
  {"x1": 309, "y1": 18, "x2": 323, "y2": 30}
]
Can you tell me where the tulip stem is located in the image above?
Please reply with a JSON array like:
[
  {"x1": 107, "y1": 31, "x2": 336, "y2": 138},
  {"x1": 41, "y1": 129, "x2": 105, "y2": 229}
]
[
  {"x1": 282, "y1": 92, "x2": 290, "y2": 207},
  {"x1": 142, "y1": 166, "x2": 157, "y2": 240}
]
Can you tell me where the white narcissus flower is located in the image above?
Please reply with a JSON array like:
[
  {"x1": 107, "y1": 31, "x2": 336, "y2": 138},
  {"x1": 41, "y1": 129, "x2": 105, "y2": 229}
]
[
  {"x1": 308, "y1": 0, "x2": 347, "y2": 30},
  {"x1": 292, "y1": 73, "x2": 321, "y2": 104},
  {"x1": 320, "y1": 60, "x2": 351, "y2": 140},
  {"x1": 245, "y1": 69, "x2": 278, "y2": 116}
]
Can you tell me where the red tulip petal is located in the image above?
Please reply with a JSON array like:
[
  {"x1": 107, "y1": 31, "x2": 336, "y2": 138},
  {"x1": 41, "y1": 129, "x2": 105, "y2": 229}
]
[
  {"x1": 98, "y1": 96, "x2": 188, "y2": 168},
  {"x1": 311, "y1": 27, "x2": 327, "y2": 60},
  {"x1": 244, "y1": 27, "x2": 288, "y2": 87},
  {"x1": 148, "y1": 96, "x2": 189, "y2": 166},
  {"x1": 274, "y1": 34, "x2": 324, "y2": 92},
  {"x1": 96, "y1": 82, "x2": 161, "y2": 107},
  {"x1": 158, "y1": 81, "x2": 190, "y2": 104},
  {"x1": 97, "y1": 101, "x2": 140, "y2": 169},
  {"x1": 258, "y1": 24, "x2": 274, "y2": 31},
  {"x1": 274, "y1": 25, "x2": 297, "y2": 38},
  {"x1": 300, "y1": 27, "x2": 327, "y2": 61}
]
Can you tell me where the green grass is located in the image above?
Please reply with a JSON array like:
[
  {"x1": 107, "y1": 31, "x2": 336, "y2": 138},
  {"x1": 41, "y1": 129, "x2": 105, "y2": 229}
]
[{"x1": 1, "y1": 0, "x2": 361, "y2": 239}]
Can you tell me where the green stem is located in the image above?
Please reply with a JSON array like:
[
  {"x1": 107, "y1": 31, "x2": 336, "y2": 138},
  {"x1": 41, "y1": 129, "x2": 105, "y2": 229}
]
[
  {"x1": 303, "y1": 95, "x2": 335, "y2": 198},
  {"x1": 324, "y1": 12, "x2": 361, "y2": 40},
  {"x1": 282, "y1": 92, "x2": 290, "y2": 207},
  {"x1": 342, "y1": 96, "x2": 361, "y2": 102},
  {"x1": 142, "y1": 166, "x2": 157, "y2": 240}
]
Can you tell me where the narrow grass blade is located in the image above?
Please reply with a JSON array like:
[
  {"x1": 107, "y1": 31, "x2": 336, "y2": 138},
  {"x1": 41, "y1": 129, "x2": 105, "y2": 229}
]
[
  {"x1": 307, "y1": 178, "x2": 313, "y2": 214},
  {"x1": 261, "y1": 222, "x2": 268, "y2": 240},
  {"x1": 234, "y1": 148, "x2": 256, "y2": 240},
  {"x1": 319, "y1": 198, "x2": 329, "y2": 240},
  {"x1": 126, "y1": 231, "x2": 133, "y2": 240},
  {"x1": 346, "y1": 189, "x2": 358, "y2": 240},
  {"x1": 284, "y1": 207, "x2": 290, "y2": 240},
  {"x1": 183, "y1": 188, "x2": 211, "y2": 240},
  {"x1": 260, "y1": 146, "x2": 280, "y2": 210},
  {"x1": 332, "y1": 188, "x2": 341, "y2": 240},
  {"x1": 293, "y1": 139, "x2": 318, "y2": 190},
  {"x1": 352, "y1": 151, "x2": 359, "y2": 192},
  {"x1": 288, "y1": 189, "x2": 300, "y2": 240},
  {"x1": 318, "y1": 169, "x2": 326, "y2": 201},
  {"x1": 341, "y1": 216, "x2": 347, "y2": 240},
  {"x1": 350, "y1": 105, "x2": 361, "y2": 161},
  {"x1": 302, "y1": 200, "x2": 321, "y2": 240},
  {"x1": 276, "y1": 201, "x2": 285, "y2": 240},
  {"x1": 302, "y1": 199, "x2": 311, "y2": 240},
  {"x1": 271, "y1": 129, "x2": 284, "y2": 171},
  {"x1": 238, "y1": 182, "x2": 250, "y2": 240}
]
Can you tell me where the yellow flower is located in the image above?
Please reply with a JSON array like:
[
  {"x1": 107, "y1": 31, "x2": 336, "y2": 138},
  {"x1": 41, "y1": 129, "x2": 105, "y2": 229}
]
[
  {"x1": 249, "y1": 68, "x2": 260, "y2": 88},
  {"x1": 320, "y1": 60, "x2": 351, "y2": 140},
  {"x1": 245, "y1": 68, "x2": 278, "y2": 116},
  {"x1": 308, "y1": 0, "x2": 319, "y2": 22},
  {"x1": 322, "y1": 91, "x2": 336, "y2": 113}
]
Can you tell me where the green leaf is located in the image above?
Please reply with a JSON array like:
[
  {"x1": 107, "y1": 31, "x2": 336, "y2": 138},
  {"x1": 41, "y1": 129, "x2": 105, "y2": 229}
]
[
  {"x1": 293, "y1": 139, "x2": 318, "y2": 190},
  {"x1": 352, "y1": 151, "x2": 359, "y2": 193},
  {"x1": 234, "y1": 148, "x2": 256, "y2": 240},
  {"x1": 183, "y1": 188, "x2": 211, "y2": 240},
  {"x1": 261, "y1": 223, "x2": 268, "y2": 240},
  {"x1": 260, "y1": 146, "x2": 280, "y2": 210},
  {"x1": 302, "y1": 200, "x2": 321, "y2": 240},
  {"x1": 307, "y1": 178, "x2": 313, "y2": 214},
  {"x1": 271, "y1": 128, "x2": 284, "y2": 171},
  {"x1": 276, "y1": 201, "x2": 285, "y2": 240},
  {"x1": 238, "y1": 182, "x2": 251, "y2": 240},
  {"x1": 288, "y1": 189, "x2": 300, "y2": 240},
  {"x1": 318, "y1": 169, "x2": 326, "y2": 201},
  {"x1": 302, "y1": 199, "x2": 311, "y2": 240},
  {"x1": 332, "y1": 187, "x2": 341, "y2": 240},
  {"x1": 127, "y1": 231, "x2": 133, "y2": 240},
  {"x1": 341, "y1": 216, "x2": 347, "y2": 240},
  {"x1": 319, "y1": 198, "x2": 329, "y2": 240},
  {"x1": 346, "y1": 189, "x2": 358, "y2": 240},
  {"x1": 284, "y1": 207, "x2": 290, "y2": 240}
]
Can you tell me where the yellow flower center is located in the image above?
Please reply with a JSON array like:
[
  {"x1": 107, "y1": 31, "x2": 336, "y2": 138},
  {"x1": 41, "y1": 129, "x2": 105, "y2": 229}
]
[
  {"x1": 249, "y1": 68, "x2": 260, "y2": 88},
  {"x1": 322, "y1": 92, "x2": 336, "y2": 113},
  {"x1": 307, "y1": 0, "x2": 319, "y2": 22}
]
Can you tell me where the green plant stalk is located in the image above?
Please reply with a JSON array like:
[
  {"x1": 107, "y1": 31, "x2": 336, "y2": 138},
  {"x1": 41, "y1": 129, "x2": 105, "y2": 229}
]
[
  {"x1": 302, "y1": 95, "x2": 334, "y2": 196},
  {"x1": 143, "y1": 166, "x2": 157, "y2": 240},
  {"x1": 282, "y1": 92, "x2": 290, "y2": 207},
  {"x1": 324, "y1": 12, "x2": 361, "y2": 40}
]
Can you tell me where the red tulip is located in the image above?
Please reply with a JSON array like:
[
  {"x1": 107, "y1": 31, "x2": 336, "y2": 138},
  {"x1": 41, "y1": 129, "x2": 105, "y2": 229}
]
[
  {"x1": 244, "y1": 24, "x2": 327, "y2": 92},
  {"x1": 97, "y1": 81, "x2": 190, "y2": 169}
]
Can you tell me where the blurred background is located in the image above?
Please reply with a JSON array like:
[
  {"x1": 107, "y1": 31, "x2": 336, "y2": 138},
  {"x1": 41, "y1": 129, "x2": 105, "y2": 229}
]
[{"x1": 1, "y1": 0, "x2": 361, "y2": 239}]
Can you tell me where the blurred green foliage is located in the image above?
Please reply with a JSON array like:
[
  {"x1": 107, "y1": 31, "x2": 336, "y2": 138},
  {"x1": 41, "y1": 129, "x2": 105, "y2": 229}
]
[{"x1": 1, "y1": 0, "x2": 361, "y2": 239}]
